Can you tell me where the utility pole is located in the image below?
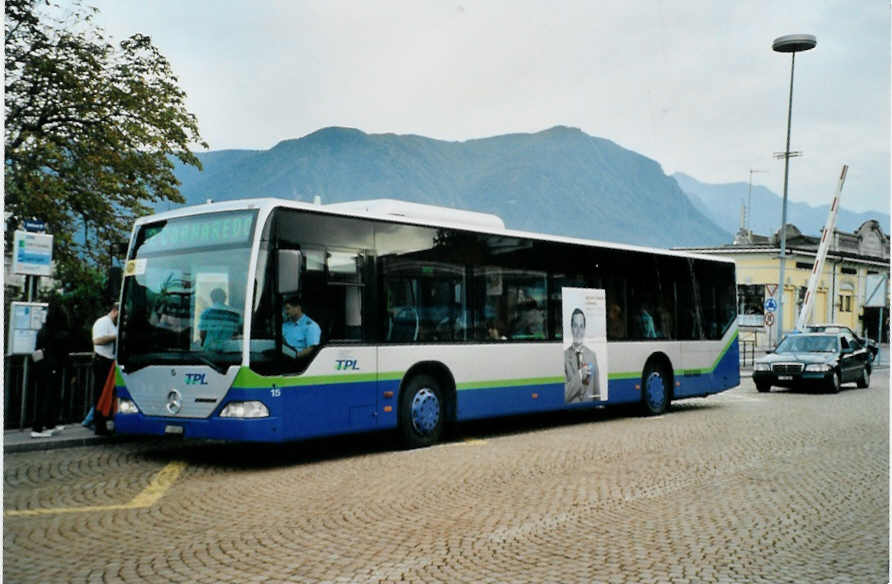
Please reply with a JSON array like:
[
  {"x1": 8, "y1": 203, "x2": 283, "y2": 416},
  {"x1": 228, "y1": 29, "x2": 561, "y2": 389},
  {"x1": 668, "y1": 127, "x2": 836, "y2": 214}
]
[{"x1": 747, "y1": 169, "x2": 766, "y2": 231}]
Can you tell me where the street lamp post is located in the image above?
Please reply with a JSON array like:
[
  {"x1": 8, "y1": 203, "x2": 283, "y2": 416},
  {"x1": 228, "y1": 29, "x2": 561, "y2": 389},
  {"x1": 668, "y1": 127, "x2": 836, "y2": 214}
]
[{"x1": 772, "y1": 33, "x2": 816, "y2": 343}]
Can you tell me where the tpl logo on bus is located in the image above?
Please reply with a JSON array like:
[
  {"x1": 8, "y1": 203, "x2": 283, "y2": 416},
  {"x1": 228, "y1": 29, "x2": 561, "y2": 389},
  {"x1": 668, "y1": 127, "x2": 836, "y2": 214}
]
[
  {"x1": 184, "y1": 373, "x2": 209, "y2": 385},
  {"x1": 335, "y1": 359, "x2": 360, "y2": 371}
]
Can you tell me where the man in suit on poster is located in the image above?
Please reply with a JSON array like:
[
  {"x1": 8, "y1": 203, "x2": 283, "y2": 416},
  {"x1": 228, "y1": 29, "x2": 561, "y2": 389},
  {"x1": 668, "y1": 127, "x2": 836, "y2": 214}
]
[{"x1": 564, "y1": 308, "x2": 600, "y2": 403}]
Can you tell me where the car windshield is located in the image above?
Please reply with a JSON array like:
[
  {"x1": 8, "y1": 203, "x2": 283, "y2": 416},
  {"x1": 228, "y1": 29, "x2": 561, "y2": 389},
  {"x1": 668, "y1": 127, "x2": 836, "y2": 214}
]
[
  {"x1": 118, "y1": 210, "x2": 256, "y2": 372},
  {"x1": 776, "y1": 335, "x2": 838, "y2": 353}
]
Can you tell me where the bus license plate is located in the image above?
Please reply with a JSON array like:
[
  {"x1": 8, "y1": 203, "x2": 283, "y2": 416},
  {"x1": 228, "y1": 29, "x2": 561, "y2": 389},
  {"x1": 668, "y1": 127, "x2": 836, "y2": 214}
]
[{"x1": 777, "y1": 375, "x2": 793, "y2": 381}]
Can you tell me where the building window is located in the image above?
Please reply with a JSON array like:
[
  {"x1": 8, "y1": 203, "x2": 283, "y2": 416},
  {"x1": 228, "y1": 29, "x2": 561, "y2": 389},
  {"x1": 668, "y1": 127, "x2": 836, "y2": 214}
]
[
  {"x1": 840, "y1": 267, "x2": 857, "y2": 275},
  {"x1": 838, "y1": 294, "x2": 852, "y2": 313},
  {"x1": 737, "y1": 284, "x2": 765, "y2": 327}
]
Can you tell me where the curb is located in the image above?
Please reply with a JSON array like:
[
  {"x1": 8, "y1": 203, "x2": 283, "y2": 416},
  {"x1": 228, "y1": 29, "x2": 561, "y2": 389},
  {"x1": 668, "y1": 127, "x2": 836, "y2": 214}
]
[
  {"x1": 4, "y1": 429, "x2": 140, "y2": 454},
  {"x1": 4, "y1": 435, "x2": 138, "y2": 455}
]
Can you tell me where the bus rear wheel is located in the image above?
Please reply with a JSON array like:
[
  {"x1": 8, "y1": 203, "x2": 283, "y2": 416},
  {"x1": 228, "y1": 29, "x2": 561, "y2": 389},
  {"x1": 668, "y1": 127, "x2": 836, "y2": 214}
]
[
  {"x1": 641, "y1": 363, "x2": 670, "y2": 415},
  {"x1": 398, "y1": 374, "x2": 444, "y2": 449}
]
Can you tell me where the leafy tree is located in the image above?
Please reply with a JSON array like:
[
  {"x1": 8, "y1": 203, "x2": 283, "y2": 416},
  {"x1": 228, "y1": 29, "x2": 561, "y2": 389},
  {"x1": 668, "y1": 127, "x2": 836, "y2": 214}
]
[{"x1": 5, "y1": 0, "x2": 207, "y2": 293}]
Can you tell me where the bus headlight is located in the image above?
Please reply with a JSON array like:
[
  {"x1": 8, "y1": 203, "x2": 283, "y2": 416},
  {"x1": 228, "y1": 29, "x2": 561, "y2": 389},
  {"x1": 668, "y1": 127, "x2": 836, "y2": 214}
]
[
  {"x1": 805, "y1": 363, "x2": 832, "y2": 372},
  {"x1": 754, "y1": 363, "x2": 770, "y2": 371},
  {"x1": 117, "y1": 399, "x2": 139, "y2": 414},
  {"x1": 220, "y1": 401, "x2": 269, "y2": 418}
]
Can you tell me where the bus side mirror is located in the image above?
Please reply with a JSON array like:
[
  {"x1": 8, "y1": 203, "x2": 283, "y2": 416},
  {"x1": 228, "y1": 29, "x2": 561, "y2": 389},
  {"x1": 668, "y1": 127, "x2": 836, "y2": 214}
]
[{"x1": 278, "y1": 249, "x2": 302, "y2": 295}]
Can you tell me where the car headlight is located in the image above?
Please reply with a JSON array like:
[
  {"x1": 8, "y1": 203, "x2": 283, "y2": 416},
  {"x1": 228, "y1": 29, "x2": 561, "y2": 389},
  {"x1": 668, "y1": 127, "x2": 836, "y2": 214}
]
[
  {"x1": 220, "y1": 401, "x2": 269, "y2": 418},
  {"x1": 805, "y1": 363, "x2": 832, "y2": 372},
  {"x1": 754, "y1": 363, "x2": 770, "y2": 371},
  {"x1": 117, "y1": 398, "x2": 139, "y2": 414}
]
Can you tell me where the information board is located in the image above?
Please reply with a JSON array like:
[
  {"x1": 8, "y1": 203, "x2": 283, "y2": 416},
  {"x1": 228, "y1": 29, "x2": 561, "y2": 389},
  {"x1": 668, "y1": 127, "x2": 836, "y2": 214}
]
[
  {"x1": 7, "y1": 302, "x2": 48, "y2": 355},
  {"x1": 12, "y1": 230, "x2": 53, "y2": 276}
]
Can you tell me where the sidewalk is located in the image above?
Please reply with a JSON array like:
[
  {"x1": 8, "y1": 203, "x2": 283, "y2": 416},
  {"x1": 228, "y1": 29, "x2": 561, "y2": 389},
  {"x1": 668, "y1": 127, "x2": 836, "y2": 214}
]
[{"x1": 4, "y1": 423, "x2": 132, "y2": 454}]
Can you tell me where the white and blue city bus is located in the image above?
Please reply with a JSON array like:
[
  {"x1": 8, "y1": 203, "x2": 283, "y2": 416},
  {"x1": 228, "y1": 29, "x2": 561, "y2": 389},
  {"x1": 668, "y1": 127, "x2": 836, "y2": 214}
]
[{"x1": 113, "y1": 198, "x2": 739, "y2": 447}]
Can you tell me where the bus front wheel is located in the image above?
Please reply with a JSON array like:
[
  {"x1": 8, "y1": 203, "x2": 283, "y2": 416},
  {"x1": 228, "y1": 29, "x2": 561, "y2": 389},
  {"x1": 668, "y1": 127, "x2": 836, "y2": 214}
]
[
  {"x1": 641, "y1": 363, "x2": 670, "y2": 415},
  {"x1": 398, "y1": 374, "x2": 444, "y2": 449}
]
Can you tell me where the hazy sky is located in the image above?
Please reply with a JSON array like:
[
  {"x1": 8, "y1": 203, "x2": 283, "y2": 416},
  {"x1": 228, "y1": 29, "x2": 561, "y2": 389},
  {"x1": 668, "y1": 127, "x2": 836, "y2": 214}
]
[{"x1": 72, "y1": 1, "x2": 889, "y2": 213}]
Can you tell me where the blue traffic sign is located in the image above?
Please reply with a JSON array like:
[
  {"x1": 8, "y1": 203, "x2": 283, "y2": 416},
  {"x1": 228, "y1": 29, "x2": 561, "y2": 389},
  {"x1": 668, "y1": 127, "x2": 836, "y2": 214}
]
[
  {"x1": 764, "y1": 298, "x2": 778, "y2": 312},
  {"x1": 23, "y1": 219, "x2": 46, "y2": 233}
]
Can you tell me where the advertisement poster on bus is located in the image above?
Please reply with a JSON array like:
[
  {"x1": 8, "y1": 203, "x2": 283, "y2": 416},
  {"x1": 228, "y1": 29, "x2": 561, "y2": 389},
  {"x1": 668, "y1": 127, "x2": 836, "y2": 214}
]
[{"x1": 562, "y1": 288, "x2": 608, "y2": 403}]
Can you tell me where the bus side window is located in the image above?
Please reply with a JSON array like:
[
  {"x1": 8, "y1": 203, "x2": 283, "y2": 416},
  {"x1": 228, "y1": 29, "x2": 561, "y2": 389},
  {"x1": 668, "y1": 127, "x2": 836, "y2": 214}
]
[
  {"x1": 504, "y1": 272, "x2": 546, "y2": 340},
  {"x1": 471, "y1": 267, "x2": 505, "y2": 341},
  {"x1": 325, "y1": 249, "x2": 365, "y2": 342},
  {"x1": 605, "y1": 277, "x2": 627, "y2": 340},
  {"x1": 381, "y1": 262, "x2": 420, "y2": 342}
]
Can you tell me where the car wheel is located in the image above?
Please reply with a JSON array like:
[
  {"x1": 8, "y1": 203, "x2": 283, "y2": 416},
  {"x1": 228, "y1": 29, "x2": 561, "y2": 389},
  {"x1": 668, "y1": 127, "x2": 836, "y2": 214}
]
[
  {"x1": 398, "y1": 373, "x2": 444, "y2": 449},
  {"x1": 828, "y1": 370, "x2": 841, "y2": 394},
  {"x1": 856, "y1": 367, "x2": 870, "y2": 389},
  {"x1": 641, "y1": 362, "x2": 669, "y2": 415},
  {"x1": 755, "y1": 382, "x2": 771, "y2": 393}
]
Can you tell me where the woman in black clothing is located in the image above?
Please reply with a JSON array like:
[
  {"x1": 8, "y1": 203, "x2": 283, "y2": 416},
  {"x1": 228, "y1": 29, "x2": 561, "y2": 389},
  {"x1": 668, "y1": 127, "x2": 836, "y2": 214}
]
[{"x1": 31, "y1": 304, "x2": 72, "y2": 438}]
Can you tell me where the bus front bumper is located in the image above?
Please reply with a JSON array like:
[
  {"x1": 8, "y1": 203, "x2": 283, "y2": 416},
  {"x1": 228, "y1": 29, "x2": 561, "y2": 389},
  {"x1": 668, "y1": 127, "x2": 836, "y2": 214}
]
[{"x1": 113, "y1": 411, "x2": 285, "y2": 442}]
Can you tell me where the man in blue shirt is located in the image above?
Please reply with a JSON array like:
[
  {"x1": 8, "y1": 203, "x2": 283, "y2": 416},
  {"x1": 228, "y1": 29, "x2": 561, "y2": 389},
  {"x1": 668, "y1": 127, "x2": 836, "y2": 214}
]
[{"x1": 282, "y1": 294, "x2": 321, "y2": 358}]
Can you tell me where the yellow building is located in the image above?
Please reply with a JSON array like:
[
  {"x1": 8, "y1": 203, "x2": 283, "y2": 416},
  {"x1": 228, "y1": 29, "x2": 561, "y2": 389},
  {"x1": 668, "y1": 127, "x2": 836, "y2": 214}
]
[{"x1": 680, "y1": 220, "x2": 889, "y2": 347}]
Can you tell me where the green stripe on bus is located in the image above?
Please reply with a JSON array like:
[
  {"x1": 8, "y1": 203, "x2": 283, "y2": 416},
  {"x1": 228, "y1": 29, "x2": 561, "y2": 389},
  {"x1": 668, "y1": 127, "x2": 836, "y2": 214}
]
[
  {"x1": 233, "y1": 368, "x2": 404, "y2": 389},
  {"x1": 611, "y1": 330, "x2": 739, "y2": 380},
  {"x1": 456, "y1": 376, "x2": 564, "y2": 390},
  {"x1": 672, "y1": 330, "x2": 740, "y2": 377}
]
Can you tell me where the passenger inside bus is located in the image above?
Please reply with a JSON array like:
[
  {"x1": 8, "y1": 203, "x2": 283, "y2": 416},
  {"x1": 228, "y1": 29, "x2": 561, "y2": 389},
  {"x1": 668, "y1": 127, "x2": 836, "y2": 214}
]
[
  {"x1": 607, "y1": 303, "x2": 626, "y2": 339},
  {"x1": 510, "y1": 299, "x2": 545, "y2": 339},
  {"x1": 486, "y1": 319, "x2": 507, "y2": 341},
  {"x1": 635, "y1": 301, "x2": 658, "y2": 338},
  {"x1": 198, "y1": 288, "x2": 241, "y2": 351}
]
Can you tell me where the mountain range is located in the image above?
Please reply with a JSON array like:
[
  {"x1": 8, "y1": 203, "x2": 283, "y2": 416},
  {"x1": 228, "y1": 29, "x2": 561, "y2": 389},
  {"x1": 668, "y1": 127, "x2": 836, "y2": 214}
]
[
  {"x1": 171, "y1": 126, "x2": 729, "y2": 248},
  {"x1": 672, "y1": 172, "x2": 889, "y2": 238},
  {"x1": 170, "y1": 126, "x2": 888, "y2": 248}
]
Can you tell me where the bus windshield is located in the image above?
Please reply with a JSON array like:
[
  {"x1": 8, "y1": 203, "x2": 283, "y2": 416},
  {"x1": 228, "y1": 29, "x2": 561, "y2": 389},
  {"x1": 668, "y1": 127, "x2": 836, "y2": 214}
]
[{"x1": 118, "y1": 210, "x2": 256, "y2": 372}]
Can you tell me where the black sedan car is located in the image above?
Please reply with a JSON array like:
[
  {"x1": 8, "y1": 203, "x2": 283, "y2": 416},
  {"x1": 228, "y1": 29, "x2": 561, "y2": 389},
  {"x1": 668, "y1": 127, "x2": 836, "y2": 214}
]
[
  {"x1": 752, "y1": 332, "x2": 872, "y2": 393},
  {"x1": 801, "y1": 323, "x2": 880, "y2": 363}
]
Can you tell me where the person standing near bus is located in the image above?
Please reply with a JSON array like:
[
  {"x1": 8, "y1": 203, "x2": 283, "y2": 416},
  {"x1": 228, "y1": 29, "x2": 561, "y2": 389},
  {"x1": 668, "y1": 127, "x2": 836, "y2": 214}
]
[
  {"x1": 282, "y1": 294, "x2": 321, "y2": 358},
  {"x1": 30, "y1": 304, "x2": 72, "y2": 438},
  {"x1": 564, "y1": 308, "x2": 599, "y2": 403},
  {"x1": 91, "y1": 302, "x2": 118, "y2": 435}
]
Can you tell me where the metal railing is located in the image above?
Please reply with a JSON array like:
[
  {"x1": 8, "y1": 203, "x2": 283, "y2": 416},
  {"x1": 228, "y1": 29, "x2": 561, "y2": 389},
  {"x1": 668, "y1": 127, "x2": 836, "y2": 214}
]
[
  {"x1": 739, "y1": 339, "x2": 756, "y2": 368},
  {"x1": 4, "y1": 352, "x2": 97, "y2": 431}
]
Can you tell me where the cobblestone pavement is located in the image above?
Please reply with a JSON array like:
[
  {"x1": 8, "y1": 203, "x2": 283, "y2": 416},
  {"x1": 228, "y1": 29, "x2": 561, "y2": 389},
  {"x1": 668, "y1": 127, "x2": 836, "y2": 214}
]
[{"x1": 4, "y1": 372, "x2": 888, "y2": 583}]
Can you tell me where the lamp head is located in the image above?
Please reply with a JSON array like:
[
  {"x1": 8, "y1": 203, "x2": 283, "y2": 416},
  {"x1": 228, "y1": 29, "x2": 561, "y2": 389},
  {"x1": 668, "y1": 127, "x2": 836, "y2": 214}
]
[{"x1": 772, "y1": 34, "x2": 816, "y2": 53}]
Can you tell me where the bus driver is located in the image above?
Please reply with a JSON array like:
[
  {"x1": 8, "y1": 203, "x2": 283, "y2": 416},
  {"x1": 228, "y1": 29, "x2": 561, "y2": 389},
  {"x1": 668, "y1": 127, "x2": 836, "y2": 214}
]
[{"x1": 282, "y1": 294, "x2": 321, "y2": 358}]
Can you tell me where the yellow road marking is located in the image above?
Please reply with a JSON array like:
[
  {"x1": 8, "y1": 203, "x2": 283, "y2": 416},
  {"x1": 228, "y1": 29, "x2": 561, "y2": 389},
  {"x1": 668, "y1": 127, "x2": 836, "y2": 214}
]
[
  {"x1": 459, "y1": 438, "x2": 487, "y2": 446},
  {"x1": 5, "y1": 461, "x2": 187, "y2": 517}
]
